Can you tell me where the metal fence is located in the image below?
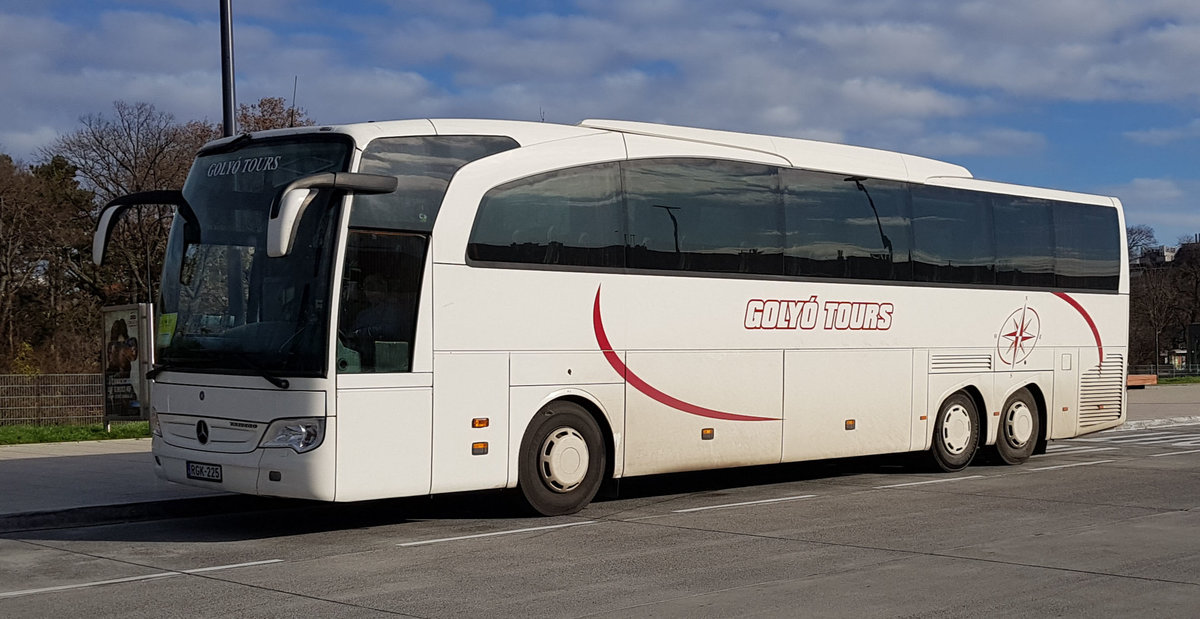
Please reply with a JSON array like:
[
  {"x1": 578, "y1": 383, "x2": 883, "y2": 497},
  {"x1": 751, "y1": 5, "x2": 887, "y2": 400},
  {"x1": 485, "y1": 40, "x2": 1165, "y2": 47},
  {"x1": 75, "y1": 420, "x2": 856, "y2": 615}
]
[
  {"x1": 0, "y1": 374, "x2": 104, "y2": 426},
  {"x1": 1128, "y1": 365, "x2": 1200, "y2": 379}
]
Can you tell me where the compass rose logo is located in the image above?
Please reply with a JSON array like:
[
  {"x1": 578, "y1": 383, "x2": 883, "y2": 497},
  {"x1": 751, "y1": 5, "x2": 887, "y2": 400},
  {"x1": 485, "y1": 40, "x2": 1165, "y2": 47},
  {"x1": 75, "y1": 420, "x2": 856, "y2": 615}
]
[{"x1": 998, "y1": 304, "x2": 1040, "y2": 366}]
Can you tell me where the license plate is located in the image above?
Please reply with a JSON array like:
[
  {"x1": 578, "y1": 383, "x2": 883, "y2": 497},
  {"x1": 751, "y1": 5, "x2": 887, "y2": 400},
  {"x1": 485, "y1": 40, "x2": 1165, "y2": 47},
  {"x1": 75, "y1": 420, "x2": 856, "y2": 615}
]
[{"x1": 186, "y1": 461, "x2": 223, "y2": 482}]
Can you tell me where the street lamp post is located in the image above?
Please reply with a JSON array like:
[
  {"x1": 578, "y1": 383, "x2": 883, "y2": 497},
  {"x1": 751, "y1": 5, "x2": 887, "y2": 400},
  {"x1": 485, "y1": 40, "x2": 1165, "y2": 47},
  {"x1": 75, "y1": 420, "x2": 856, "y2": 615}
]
[{"x1": 220, "y1": 0, "x2": 237, "y2": 137}]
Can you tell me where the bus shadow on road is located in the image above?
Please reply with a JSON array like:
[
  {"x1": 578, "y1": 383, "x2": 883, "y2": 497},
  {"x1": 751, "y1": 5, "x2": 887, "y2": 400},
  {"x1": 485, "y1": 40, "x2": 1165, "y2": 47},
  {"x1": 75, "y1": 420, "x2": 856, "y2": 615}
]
[
  {"x1": 602, "y1": 451, "x2": 932, "y2": 503},
  {"x1": 15, "y1": 450, "x2": 974, "y2": 543}
]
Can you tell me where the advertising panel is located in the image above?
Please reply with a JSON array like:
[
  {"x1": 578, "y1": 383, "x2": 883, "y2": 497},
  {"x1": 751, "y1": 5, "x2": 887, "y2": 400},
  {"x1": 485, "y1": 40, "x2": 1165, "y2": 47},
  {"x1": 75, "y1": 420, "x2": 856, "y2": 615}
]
[{"x1": 102, "y1": 304, "x2": 153, "y2": 422}]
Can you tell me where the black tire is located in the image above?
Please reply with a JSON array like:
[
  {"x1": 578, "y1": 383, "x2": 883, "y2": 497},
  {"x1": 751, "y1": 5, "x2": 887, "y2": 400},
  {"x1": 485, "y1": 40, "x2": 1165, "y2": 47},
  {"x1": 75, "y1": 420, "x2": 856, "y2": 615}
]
[
  {"x1": 995, "y1": 388, "x2": 1039, "y2": 465},
  {"x1": 930, "y1": 391, "x2": 979, "y2": 472},
  {"x1": 518, "y1": 401, "x2": 606, "y2": 516}
]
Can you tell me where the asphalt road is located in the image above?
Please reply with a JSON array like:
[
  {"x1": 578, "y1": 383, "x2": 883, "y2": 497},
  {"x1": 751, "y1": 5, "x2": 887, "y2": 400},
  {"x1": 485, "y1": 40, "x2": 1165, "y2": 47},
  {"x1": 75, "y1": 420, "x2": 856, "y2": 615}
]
[{"x1": 3, "y1": 425, "x2": 1199, "y2": 618}]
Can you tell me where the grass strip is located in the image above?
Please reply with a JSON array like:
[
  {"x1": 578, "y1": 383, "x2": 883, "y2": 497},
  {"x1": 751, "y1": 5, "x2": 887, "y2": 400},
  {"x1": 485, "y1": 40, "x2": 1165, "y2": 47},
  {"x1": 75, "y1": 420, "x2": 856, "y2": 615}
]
[
  {"x1": 0, "y1": 422, "x2": 151, "y2": 445},
  {"x1": 1157, "y1": 376, "x2": 1200, "y2": 385}
]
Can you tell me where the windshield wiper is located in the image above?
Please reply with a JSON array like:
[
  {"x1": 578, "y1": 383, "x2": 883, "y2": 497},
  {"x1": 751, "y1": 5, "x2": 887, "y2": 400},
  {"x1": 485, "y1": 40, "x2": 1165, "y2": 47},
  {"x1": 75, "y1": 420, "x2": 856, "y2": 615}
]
[
  {"x1": 146, "y1": 363, "x2": 183, "y2": 380},
  {"x1": 232, "y1": 353, "x2": 291, "y2": 389}
]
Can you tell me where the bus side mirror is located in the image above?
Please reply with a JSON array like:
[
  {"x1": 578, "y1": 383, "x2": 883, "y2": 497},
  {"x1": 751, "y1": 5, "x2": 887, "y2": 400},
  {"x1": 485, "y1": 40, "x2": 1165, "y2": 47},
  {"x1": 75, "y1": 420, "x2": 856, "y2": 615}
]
[
  {"x1": 267, "y1": 187, "x2": 317, "y2": 258},
  {"x1": 93, "y1": 190, "x2": 195, "y2": 265},
  {"x1": 267, "y1": 172, "x2": 398, "y2": 258}
]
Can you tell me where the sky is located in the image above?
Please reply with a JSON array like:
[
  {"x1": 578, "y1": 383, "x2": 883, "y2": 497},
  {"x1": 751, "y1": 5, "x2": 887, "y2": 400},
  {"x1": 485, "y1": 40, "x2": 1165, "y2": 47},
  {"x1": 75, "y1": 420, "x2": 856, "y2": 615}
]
[{"x1": 3, "y1": 0, "x2": 1200, "y2": 245}]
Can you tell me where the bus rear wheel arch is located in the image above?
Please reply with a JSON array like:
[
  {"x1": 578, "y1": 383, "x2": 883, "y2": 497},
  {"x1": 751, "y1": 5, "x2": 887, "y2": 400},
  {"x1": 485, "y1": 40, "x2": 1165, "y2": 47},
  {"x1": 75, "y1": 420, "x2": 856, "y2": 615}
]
[
  {"x1": 517, "y1": 399, "x2": 607, "y2": 516},
  {"x1": 994, "y1": 387, "x2": 1040, "y2": 465},
  {"x1": 930, "y1": 390, "x2": 980, "y2": 472}
]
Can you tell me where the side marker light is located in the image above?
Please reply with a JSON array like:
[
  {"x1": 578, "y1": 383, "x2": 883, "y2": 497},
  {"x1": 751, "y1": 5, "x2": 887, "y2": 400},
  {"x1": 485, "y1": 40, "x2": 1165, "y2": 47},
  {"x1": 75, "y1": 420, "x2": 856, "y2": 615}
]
[
  {"x1": 472, "y1": 418, "x2": 489, "y2": 429},
  {"x1": 472, "y1": 442, "x2": 488, "y2": 455},
  {"x1": 845, "y1": 419, "x2": 856, "y2": 430},
  {"x1": 701, "y1": 428, "x2": 715, "y2": 440}
]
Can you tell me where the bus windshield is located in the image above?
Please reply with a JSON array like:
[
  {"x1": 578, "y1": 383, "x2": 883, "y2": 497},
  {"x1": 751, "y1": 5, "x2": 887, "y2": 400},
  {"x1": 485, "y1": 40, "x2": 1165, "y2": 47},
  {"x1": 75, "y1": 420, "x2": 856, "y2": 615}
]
[{"x1": 156, "y1": 136, "x2": 354, "y2": 378}]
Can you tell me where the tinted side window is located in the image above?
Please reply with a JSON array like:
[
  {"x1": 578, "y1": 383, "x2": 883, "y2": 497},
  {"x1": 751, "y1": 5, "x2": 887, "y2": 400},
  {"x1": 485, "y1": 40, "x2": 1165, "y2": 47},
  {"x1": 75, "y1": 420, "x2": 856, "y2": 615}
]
[
  {"x1": 911, "y1": 186, "x2": 995, "y2": 285},
  {"x1": 994, "y1": 196, "x2": 1055, "y2": 287},
  {"x1": 624, "y1": 159, "x2": 782, "y2": 275},
  {"x1": 783, "y1": 170, "x2": 912, "y2": 281},
  {"x1": 354, "y1": 136, "x2": 518, "y2": 231},
  {"x1": 467, "y1": 163, "x2": 624, "y2": 268},
  {"x1": 337, "y1": 231, "x2": 427, "y2": 373},
  {"x1": 1053, "y1": 202, "x2": 1120, "y2": 290}
]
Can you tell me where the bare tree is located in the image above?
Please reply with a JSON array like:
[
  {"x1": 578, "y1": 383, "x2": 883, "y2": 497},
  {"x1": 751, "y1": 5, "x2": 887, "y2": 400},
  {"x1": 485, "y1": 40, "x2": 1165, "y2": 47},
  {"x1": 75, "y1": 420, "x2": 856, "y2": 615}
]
[
  {"x1": 1127, "y1": 224, "x2": 1157, "y2": 263},
  {"x1": 50, "y1": 101, "x2": 196, "y2": 201},
  {"x1": 236, "y1": 96, "x2": 315, "y2": 133},
  {"x1": 1130, "y1": 266, "x2": 1188, "y2": 371},
  {"x1": 0, "y1": 155, "x2": 43, "y2": 357},
  {"x1": 0, "y1": 154, "x2": 95, "y2": 370},
  {"x1": 45, "y1": 101, "x2": 201, "y2": 308}
]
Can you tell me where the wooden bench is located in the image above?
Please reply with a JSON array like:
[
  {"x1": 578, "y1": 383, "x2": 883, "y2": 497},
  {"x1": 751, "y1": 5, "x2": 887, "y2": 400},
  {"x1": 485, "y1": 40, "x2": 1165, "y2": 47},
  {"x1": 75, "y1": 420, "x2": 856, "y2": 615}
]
[{"x1": 1127, "y1": 374, "x2": 1157, "y2": 388}]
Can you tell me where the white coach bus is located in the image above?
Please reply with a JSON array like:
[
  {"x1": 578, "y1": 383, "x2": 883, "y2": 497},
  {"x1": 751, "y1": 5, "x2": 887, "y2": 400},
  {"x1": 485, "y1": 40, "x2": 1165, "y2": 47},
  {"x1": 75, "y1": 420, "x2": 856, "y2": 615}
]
[{"x1": 93, "y1": 119, "x2": 1128, "y2": 515}]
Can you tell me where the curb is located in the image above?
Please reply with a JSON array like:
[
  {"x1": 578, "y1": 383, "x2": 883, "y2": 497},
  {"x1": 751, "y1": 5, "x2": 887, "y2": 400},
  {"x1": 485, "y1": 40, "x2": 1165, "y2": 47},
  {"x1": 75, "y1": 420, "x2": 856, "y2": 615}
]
[
  {"x1": 0, "y1": 494, "x2": 292, "y2": 535},
  {"x1": 1115, "y1": 416, "x2": 1200, "y2": 432}
]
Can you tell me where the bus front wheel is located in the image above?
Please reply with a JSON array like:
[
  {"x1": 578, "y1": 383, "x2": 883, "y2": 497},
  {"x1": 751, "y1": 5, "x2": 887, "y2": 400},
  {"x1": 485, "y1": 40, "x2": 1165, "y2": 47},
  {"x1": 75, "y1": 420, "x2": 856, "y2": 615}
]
[
  {"x1": 518, "y1": 401, "x2": 606, "y2": 516},
  {"x1": 930, "y1": 392, "x2": 979, "y2": 472}
]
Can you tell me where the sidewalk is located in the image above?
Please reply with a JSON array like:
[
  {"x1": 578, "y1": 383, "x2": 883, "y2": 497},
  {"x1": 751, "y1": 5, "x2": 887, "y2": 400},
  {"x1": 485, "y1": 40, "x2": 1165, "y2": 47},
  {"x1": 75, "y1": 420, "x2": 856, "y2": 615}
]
[
  {"x1": 0, "y1": 438, "x2": 236, "y2": 532},
  {"x1": 2, "y1": 385, "x2": 1199, "y2": 533}
]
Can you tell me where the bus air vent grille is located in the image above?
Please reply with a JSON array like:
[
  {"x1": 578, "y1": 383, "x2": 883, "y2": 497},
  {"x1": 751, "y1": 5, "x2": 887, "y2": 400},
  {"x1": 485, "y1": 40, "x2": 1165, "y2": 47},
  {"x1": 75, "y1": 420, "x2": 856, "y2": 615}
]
[
  {"x1": 1079, "y1": 354, "x2": 1124, "y2": 428},
  {"x1": 930, "y1": 354, "x2": 993, "y2": 373}
]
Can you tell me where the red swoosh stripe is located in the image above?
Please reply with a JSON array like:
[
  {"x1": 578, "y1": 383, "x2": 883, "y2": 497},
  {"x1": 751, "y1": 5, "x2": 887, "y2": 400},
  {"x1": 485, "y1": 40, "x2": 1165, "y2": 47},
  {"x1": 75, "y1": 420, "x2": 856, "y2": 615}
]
[
  {"x1": 1052, "y1": 292, "x2": 1104, "y2": 362},
  {"x1": 593, "y1": 286, "x2": 778, "y2": 422}
]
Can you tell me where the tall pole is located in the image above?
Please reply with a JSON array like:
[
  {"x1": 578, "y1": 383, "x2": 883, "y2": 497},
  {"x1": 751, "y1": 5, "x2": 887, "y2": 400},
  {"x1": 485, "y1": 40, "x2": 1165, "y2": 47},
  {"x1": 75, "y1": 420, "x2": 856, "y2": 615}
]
[{"x1": 220, "y1": 0, "x2": 237, "y2": 137}]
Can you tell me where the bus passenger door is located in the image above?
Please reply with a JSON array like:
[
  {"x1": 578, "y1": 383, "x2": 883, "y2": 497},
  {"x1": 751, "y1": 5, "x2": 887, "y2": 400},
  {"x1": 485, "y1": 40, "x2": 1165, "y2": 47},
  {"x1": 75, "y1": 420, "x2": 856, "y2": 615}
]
[{"x1": 334, "y1": 230, "x2": 434, "y2": 501}]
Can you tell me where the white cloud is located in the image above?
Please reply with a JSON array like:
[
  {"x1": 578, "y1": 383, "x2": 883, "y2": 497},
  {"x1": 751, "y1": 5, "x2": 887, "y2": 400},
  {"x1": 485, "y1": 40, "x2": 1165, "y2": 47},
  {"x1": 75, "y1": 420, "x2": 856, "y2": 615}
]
[
  {"x1": 0, "y1": 126, "x2": 59, "y2": 159},
  {"x1": 1105, "y1": 178, "x2": 1200, "y2": 244},
  {"x1": 908, "y1": 128, "x2": 1047, "y2": 158},
  {"x1": 1113, "y1": 178, "x2": 1186, "y2": 203},
  {"x1": 1, "y1": 0, "x2": 1200, "y2": 171},
  {"x1": 1125, "y1": 119, "x2": 1200, "y2": 145}
]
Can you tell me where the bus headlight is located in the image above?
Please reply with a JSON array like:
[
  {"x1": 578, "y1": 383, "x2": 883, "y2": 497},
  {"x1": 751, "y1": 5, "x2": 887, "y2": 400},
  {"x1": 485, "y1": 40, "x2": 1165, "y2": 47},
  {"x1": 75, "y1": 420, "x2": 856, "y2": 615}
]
[
  {"x1": 149, "y1": 409, "x2": 162, "y2": 437},
  {"x1": 259, "y1": 418, "x2": 326, "y2": 453}
]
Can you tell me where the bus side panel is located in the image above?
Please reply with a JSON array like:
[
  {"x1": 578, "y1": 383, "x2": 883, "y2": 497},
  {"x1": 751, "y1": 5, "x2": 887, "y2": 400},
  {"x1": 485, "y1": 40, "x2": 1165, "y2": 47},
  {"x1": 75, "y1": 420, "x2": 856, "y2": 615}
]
[
  {"x1": 431, "y1": 352, "x2": 511, "y2": 494},
  {"x1": 335, "y1": 386, "x2": 433, "y2": 501},
  {"x1": 622, "y1": 350, "x2": 783, "y2": 476},
  {"x1": 992, "y1": 369, "x2": 1054, "y2": 446},
  {"x1": 783, "y1": 349, "x2": 913, "y2": 461},
  {"x1": 910, "y1": 349, "x2": 930, "y2": 452},
  {"x1": 509, "y1": 352, "x2": 626, "y2": 480},
  {"x1": 1051, "y1": 348, "x2": 1081, "y2": 439},
  {"x1": 508, "y1": 383, "x2": 626, "y2": 485}
]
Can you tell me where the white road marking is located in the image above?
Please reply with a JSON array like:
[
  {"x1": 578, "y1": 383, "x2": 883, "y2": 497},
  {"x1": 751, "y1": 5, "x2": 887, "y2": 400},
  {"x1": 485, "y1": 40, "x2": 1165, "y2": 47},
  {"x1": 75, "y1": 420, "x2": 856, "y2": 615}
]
[
  {"x1": 1035, "y1": 446, "x2": 1119, "y2": 457},
  {"x1": 875, "y1": 475, "x2": 983, "y2": 489},
  {"x1": 0, "y1": 559, "x2": 283, "y2": 599},
  {"x1": 397, "y1": 521, "x2": 596, "y2": 547},
  {"x1": 1073, "y1": 432, "x2": 1179, "y2": 443},
  {"x1": 671, "y1": 494, "x2": 816, "y2": 513},
  {"x1": 1107, "y1": 435, "x2": 1189, "y2": 444},
  {"x1": 1028, "y1": 460, "x2": 1114, "y2": 471},
  {"x1": 1149, "y1": 448, "x2": 1200, "y2": 458}
]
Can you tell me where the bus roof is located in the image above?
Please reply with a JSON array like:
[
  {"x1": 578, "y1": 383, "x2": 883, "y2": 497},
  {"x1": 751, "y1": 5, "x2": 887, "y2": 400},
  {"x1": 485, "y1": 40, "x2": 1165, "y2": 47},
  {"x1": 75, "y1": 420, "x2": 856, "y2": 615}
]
[
  {"x1": 579, "y1": 119, "x2": 973, "y2": 183},
  {"x1": 206, "y1": 117, "x2": 1116, "y2": 205}
]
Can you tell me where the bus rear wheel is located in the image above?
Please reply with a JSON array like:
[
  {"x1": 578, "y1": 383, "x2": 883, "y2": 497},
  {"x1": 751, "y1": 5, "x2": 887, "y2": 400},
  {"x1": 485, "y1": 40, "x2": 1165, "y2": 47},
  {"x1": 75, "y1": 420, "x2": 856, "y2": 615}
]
[
  {"x1": 930, "y1": 392, "x2": 979, "y2": 472},
  {"x1": 518, "y1": 401, "x2": 606, "y2": 516},
  {"x1": 995, "y1": 388, "x2": 1039, "y2": 465}
]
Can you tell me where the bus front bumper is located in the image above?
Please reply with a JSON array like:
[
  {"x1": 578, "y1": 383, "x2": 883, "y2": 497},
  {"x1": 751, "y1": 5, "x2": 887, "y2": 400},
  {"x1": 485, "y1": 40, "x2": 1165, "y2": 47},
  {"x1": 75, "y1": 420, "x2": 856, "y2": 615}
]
[{"x1": 152, "y1": 429, "x2": 336, "y2": 501}]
